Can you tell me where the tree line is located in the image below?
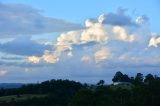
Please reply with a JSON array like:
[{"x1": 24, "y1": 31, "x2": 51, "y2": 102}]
[
  {"x1": 0, "y1": 71, "x2": 160, "y2": 106},
  {"x1": 70, "y1": 71, "x2": 160, "y2": 106}
]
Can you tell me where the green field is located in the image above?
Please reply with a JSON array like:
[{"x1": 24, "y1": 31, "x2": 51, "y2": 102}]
[{"x1": 0, "y1": 94, "x2": 47, "y2": 103}]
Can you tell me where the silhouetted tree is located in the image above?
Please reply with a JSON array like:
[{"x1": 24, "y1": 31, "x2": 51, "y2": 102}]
[
  {"x1": 112, "y1": 71, "x2": 131, "y2": 82},
  {"x1": 2, "y1": 72, "x2": 160, "y2": 106},
  {"x1": 144, "y1": 74, "x2": 154, "y2": 84},
  {"x1": 130, "y1": 76, "x2": 135, "y2": 84},
  {"x1": 134, "y1": 73, "x2": 143, "y2": 85},
  {"x1": 97, "y1": 80, "x2": 105, "y2": 86},
  {"x1": 112, "y1": 71, "x2": 123, "y2": 82},
  {"x1": 122, "y1": 74, "x2": 131, "y2": 82}
]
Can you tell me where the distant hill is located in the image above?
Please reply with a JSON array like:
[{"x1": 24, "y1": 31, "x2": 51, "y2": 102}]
[
  {"x1": 0, "y1": 79, "x2": 83, "y2": 106},
  {"x1": 0, "y1": 83, "x2": 24, "y2": 89}
]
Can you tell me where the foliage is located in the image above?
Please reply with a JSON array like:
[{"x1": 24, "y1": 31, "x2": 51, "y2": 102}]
[
  {"x1": 70, "y1": 72, "x2": 160, "y2": 106},
  {"x1": 1, "y1": 72, "x2": 160, "y2": 106}
]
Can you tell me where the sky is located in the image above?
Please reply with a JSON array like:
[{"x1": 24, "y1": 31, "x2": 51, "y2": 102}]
[{"x1": 0, "y1": 0, "x2": 160, "y2": 83}]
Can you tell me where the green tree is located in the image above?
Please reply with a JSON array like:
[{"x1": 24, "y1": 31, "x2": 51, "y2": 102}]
[
  {"x1": 97, "y1": 80, "x2": 105, "y2": 86},
  {"x1": 144, "y1": 74, "x2": 154, "y2": 84},
  {"x1": 112, "y1": 71, "x2": 123, "y2": 82},
  {"x1": 122, "y1": 74, "x2": 131, "y2": 82},
  {"x1": 134, "y1": 73, "x2": 143, "y2": 85}
]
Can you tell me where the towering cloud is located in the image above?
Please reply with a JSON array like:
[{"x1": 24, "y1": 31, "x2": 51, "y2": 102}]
[
  {"x1": 0, "y1": 1, "x2": 159, "y2": 83},
  {"x1": 28, "y1": 10, "x2": 153, "y2": 65},
  {"x1": 28, "y1": 14, "x2": 109, "y2": 64},
  {"x1": 81, "y1": 19, "x2": 108, "y2": 43}
]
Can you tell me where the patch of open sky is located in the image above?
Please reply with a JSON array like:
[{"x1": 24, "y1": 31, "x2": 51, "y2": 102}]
[
  {"x1": 31, "y1": 32, "x2": 61, "y2": 45},
  {"x1": 31, "y1": 32, "x2": 60, "y2": 41}
]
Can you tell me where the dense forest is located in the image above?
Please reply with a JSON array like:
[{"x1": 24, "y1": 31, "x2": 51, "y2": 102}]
[{"x1": 0, "y1": 71, "x2": 160, "y2": 106}]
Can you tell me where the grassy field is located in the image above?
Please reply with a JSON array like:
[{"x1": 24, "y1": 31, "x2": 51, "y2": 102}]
[
  {"x1": 0, "y1": 94, "x2": 47, "y2": 103},
  {"x1": 110, "y1": 84, "x2": 134, "y2": 90}
]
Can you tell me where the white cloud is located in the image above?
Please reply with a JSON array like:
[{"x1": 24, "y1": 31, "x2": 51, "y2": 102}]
[
  {"x1": 98, "y1": 14, "x2": 105, "y2": 23},
  {"x1": 55, "y1": 31, "x2": 81, "y2": 55},
  {"x1": 81, "y1": 18, "x2": 108, "y2": 43},
  {"x1": 113, "y1": 26, "x2": 136, "y2": 42},
  {"x1": 27, "y1": 12, "x2": 154, "y2": 65},
  {"x1": 28, "y1": 56, "x2": 41, "y2": 63},
  {"x1": 28, "y1": 14, "x2": 109, "y2": 64},
  {"x1": 94, "y1": 47, "x2": 111, "y2": 63},
  {"x1": 148, "y1": 36, "x2": 160, "y2": 47},
  {"x1": 28, "y1": 50, "x2": 58, "y2": 64},
  {"x1": 42, "y1": 51, "x2": 59, "y2": 63},
  {"x1": 136, "y1": 15, "x2": 149, "y2": 25}
]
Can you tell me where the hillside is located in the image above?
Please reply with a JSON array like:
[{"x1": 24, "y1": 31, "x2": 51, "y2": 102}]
[
  {"x1": 0, "y1": 72, "x2": 160, "y2": 106},
  {"x1": 0, "y1": 83, "x2": 24, "y2": 89}
]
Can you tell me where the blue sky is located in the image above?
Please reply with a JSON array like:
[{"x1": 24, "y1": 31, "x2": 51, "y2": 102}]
[
  {"x1": 1, "y1": 0, "x2": 159, "y2": 33},
  {"x1": 0, "y1": 0, "x2": 160, "y2": 83}
]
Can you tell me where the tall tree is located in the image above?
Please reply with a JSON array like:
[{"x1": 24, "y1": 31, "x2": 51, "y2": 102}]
[
  {"x1": 97, "y1": 80, "x2": 105, "y2": 86},
  {"x1": 122, "y1": 74, "x2": 131, "y2": 82},
  {"x1": 134, "y1": 73, "x2": 143, "y2": 85},
  {"x1": 144, "y1": 74, "x2": 154, "y2": 84},
  {"x1": 112, "y1": 71, "x2": 124, "y2": 82}
]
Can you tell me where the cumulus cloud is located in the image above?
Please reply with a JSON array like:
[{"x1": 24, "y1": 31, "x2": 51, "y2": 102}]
[
  {"x1": 28, "y1": 56, "x2": 40, "y2": 63},
  {"x1": 28, "y1": 50, "x2": 59, "y2": 64},
  {"x1": 81, "y1": 19, "x2": 108, "y2": 43},
  {"x1": 27, "y1": 10, "x2": 155, "y2": 66},
  {"x1": 56, "y1": 16, "x2": 108, "y2": 48},
  {"x1": 136, "y1": 15, "x2": 149, "y2": 25},
  {"x1": 0, "y1": 2, "x2": 81, "y2": 38},
  {"x1": 28, "y1": 14, "x2": 109, "y2": 64},
  {"x1": 113, "y1": 26, "x2": 136, "y2": 42},
  {"x1": 94, "y1": 47, "x2": 111, "y2": 63},
  {"x1": 55, "y1": 31, "x2": 81, "y2": 55},
  {"x1": 148, "y1": 36, "x2": 160, "y2": 47},
  {"x1": 1, "y1": 6, "x2": 160, "y2": 83},
  {"x1": 98, "y1": 14, "x2": 106, "y2": 23},
  {"x1": 42, "y1": 51, "x2": 59, "y2": 63}
]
